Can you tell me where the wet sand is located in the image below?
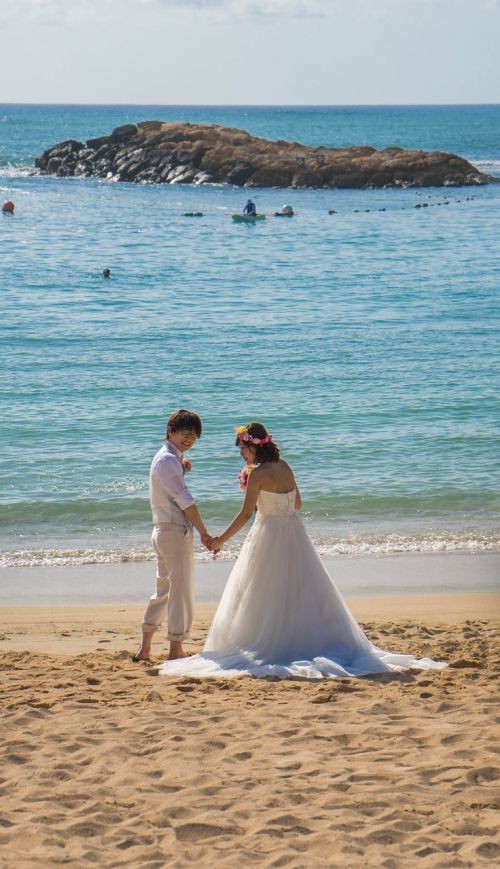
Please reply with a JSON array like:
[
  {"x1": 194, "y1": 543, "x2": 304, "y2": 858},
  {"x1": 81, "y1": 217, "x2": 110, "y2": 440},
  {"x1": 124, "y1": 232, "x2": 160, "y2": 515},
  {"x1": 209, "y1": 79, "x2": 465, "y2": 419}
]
[{"x1": 1, "y1": 551, "x2": 498, "y2": 605}]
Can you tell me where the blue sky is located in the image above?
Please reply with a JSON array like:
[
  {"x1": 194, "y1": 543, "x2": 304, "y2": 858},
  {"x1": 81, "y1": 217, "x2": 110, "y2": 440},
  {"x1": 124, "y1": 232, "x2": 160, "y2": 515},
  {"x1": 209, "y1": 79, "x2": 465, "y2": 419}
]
[{"x1": 1, "y1": 0, "x2": 499, "y2": 104}]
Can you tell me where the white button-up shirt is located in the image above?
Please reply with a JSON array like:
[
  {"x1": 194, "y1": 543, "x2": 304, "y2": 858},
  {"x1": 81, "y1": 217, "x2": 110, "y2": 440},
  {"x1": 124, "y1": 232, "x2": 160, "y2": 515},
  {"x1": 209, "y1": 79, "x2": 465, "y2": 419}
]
[{"x1": 149, "y1": 441, "x2": 195, "y2": 528}]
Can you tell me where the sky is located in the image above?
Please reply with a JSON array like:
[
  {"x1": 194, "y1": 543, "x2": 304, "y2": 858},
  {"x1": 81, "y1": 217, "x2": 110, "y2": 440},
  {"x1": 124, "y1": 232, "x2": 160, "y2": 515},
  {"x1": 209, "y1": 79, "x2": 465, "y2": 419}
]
[{"x1": 1, "y1": 0, "x2": 499, "y2": 105}]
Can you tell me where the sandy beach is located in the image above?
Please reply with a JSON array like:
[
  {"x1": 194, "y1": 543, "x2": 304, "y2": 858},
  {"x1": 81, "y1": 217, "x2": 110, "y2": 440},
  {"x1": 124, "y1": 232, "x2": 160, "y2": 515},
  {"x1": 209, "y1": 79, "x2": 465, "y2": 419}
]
[{"x1": 1, "y1": 579, "x2": 499, "y2": 867}]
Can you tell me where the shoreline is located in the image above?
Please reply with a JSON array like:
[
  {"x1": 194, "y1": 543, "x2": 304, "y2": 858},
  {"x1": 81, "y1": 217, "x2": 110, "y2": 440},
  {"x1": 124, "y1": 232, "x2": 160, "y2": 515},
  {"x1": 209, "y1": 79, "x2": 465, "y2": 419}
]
[
  {"x1": 0, "y1": 550, "x2": 498, "y2": 606},
  {"x1": 1, "y1": 591, "x2": 499, "y2": 656},
  {"x1": 3, "y1": 517, "x2": 498, "y2": 569}
]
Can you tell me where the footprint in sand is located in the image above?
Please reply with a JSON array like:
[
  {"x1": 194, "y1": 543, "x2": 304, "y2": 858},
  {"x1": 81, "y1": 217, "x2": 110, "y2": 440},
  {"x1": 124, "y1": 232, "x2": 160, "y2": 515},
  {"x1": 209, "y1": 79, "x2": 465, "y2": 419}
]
[
  {"x1": 200, "y1": 785, "x2": 223, "y2": 796},
  {"x1": 449, "y1": 658, "x2": 482, "y2": 668},
  {"x1": 466, "y1": 767, "x2": 499, "y2": 785},
  {"x1": 363, "y1": 827, "x2": 403, "y2": 845},
  {"x1": 415, "y1": 846, "x2": 438, "y2": 858},
  {"x1": 155, "y1": 784, "x2": 184, "y2": 794},
  {"x1": 440, "y1": 733, "x2": 462, "y2": 746},
  {"x1": 288, "y1": 792, "x2": 312, "y2": 804},
  {"x1": 204, "y1": 739, "x2": 226, "y2": 750},
  {"x1": 476, "y1": 842, "x2": 500, "y2": 859},
  {"x1": 266, "y1": 814, "x2": 312, "y2": 835},
  {"x1": 175, "y1": 822, "x2": 242, "y2": 841},
  {"x1": 6, "y1": 753, "x2": 28, "y2": 765}
]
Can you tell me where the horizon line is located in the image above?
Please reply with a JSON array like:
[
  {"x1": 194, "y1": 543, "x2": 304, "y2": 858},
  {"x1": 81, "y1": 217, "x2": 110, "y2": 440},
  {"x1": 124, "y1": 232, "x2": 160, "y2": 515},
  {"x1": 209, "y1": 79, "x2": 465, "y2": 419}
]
[{"x1": 1, "y1": 101, "x2": 500, "y2": 109}]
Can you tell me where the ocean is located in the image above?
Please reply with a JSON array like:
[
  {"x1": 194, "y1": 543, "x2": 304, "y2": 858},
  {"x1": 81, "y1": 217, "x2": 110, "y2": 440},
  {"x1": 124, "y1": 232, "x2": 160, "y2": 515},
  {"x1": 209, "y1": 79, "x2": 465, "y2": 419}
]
[{"x1": 1, "y1": 104, "x2": 499, "y2": 567}]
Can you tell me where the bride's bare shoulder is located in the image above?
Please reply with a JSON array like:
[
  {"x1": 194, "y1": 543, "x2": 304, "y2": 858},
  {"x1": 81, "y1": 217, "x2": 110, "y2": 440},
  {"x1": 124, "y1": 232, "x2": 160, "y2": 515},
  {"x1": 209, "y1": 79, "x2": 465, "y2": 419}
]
[
  {"x1": 256, "y1": 459, "x2": 296, "y2": 490},
  {"x1": 256, "y1": 459, "x2": 291, "y2": 475}
]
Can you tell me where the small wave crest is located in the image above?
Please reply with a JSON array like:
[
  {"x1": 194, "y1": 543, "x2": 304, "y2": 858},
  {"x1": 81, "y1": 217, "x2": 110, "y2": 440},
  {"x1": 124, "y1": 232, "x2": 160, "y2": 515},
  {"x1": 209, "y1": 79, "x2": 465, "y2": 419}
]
[
  {"x1": 2, "y1": 530, "x2": 498, "y2": 568},
  {"x1": 471, "y1": 159, "x2": 500, "y2": 175},
  {"x1": 0, "y1": 546, "x2": 154, "y2": 569},
  {"x1": 312, "y1": 530, "x2": 500, "y2": 557},
  {"x1": 0, "y1": 164, "x2": 33, "y2": 179},
  {"x1": 216, "y1": 530, "x2": 500, "y2": 559}
]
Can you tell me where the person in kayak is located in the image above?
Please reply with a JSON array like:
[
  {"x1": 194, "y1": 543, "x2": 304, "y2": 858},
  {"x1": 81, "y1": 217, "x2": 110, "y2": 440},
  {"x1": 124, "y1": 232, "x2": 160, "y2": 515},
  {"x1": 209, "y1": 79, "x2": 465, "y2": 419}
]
[{"x1": 243, "y1": 199, "x2": 257, "y2": 216}]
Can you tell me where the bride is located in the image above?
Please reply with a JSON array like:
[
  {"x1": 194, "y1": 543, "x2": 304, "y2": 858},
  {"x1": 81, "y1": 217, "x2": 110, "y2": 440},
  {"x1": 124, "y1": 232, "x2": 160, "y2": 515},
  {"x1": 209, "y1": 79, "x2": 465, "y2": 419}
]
[{"x1": 158, "y1": 423, "x2": 446, "y2": 679}]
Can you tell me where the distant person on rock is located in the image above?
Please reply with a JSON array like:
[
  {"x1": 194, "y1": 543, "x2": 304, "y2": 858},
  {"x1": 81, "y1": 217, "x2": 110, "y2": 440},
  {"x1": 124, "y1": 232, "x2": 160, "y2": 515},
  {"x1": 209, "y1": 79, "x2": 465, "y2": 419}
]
[{"x1": 243, "y1": 199, "x2": 257, "y2": 216}]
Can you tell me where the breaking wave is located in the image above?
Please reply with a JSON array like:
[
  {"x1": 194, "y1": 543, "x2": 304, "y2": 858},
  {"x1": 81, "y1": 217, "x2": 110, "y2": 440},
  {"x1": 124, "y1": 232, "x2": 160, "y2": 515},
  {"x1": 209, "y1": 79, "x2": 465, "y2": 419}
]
[{"x1": 2, "y1": 529, "x2": 498, "y2": 568}]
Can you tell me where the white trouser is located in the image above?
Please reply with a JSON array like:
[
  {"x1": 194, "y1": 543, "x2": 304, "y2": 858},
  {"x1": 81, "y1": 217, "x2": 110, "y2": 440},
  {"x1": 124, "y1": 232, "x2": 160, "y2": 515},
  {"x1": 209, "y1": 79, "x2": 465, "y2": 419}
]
[{"x1": 142, "y1": 524, "x2": 194, "y2": 641}]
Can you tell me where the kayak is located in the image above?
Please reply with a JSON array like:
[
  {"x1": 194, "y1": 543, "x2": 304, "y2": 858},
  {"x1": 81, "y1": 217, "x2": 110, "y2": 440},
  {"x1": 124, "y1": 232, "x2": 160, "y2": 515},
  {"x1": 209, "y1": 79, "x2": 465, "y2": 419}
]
[{"x1": 232, "y1": 213, "x2": 266, "y2": 222}]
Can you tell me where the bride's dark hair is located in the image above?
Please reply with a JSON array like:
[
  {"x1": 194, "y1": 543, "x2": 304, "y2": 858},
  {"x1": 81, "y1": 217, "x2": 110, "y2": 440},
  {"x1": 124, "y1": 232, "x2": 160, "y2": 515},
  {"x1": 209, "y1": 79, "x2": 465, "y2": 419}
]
[{"x1": 236, "y1": 422, "x2": 280, "y2": 463}]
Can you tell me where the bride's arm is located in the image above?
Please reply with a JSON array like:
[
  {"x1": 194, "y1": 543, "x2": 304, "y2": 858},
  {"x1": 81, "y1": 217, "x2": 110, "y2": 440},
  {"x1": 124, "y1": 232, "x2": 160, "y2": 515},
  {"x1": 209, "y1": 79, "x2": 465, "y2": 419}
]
[{"x1": 212, "y1": 473, "x2": 260, "y2": 548}]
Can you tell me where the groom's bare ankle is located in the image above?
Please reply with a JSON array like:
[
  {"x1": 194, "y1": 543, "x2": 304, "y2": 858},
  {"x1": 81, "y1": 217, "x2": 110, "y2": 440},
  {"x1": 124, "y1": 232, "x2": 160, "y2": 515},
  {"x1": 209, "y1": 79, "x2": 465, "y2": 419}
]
[
  {"x1": 133, "y1": 632, "x2": 153, "y2": 660},
  {"x1": 168, "y1": 640, "x2": 185, "y2": 659}
]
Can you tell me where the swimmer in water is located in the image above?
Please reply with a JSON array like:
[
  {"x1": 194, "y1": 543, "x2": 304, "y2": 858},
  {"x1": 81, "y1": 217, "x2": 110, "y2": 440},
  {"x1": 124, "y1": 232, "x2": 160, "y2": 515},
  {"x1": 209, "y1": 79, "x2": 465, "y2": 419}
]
[{"x1": 274, "y1": 204, "x2": 294, "y2": 217}]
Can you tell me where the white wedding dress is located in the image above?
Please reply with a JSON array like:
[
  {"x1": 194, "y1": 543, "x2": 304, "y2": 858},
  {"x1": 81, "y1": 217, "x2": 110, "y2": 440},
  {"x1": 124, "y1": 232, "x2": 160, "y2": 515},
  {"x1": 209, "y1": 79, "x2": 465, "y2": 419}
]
[{"x1": 158, "y1": 490, "x2": 446, "y2": 679}]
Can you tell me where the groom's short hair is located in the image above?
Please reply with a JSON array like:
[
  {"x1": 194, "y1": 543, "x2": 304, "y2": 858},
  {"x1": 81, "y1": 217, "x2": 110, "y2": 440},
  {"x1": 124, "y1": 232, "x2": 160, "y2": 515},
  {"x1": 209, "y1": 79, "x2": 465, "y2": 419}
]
[{"x1": 166, "y1": 409, "x2": 202, "y2": 438}]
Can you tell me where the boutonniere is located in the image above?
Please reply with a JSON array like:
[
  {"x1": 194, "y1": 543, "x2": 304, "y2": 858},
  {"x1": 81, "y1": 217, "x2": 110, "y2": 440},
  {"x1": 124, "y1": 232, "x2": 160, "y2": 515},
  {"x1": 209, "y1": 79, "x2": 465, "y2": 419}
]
[
  {"x1": 182, "y1": 457, "x2": 192, "y2": 473},
  {"x1": 238, "y1": 463, "x2": 257, "y2": 490}
]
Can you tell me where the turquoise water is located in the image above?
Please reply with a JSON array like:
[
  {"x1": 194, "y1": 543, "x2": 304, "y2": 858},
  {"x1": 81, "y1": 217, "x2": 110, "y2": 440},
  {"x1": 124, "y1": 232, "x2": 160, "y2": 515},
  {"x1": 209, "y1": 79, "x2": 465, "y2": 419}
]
[{"x1": 1, "y1": 104, "x2": 499, "y2": 566}]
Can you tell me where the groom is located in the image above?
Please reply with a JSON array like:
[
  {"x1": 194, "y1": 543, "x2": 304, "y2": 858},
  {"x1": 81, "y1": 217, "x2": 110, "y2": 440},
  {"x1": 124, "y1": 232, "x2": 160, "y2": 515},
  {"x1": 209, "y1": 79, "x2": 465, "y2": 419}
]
[{"x1": 133, "y1": 409, "x2": 211, "y2": 661}]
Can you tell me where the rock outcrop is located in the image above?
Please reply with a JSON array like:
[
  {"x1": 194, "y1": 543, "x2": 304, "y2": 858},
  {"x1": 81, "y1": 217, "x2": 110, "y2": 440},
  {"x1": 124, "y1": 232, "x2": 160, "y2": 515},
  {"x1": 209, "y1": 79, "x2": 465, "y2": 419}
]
[{"x1": 34, "y1": 121, "x2": 493, "y2": 189}]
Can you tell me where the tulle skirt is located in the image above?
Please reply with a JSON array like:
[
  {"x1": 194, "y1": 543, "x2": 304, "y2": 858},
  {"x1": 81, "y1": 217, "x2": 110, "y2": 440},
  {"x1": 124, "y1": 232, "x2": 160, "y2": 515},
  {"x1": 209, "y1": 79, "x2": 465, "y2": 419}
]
[{"x1": 159, "y1": 512, "x2": 447, "y2": 679}]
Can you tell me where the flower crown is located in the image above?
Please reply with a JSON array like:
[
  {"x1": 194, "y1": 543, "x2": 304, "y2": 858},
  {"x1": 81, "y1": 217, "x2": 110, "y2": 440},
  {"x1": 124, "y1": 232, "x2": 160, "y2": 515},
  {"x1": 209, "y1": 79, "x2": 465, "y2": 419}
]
[{"x1": 235, "y1": 424, "x2": 273, "y2": 445}]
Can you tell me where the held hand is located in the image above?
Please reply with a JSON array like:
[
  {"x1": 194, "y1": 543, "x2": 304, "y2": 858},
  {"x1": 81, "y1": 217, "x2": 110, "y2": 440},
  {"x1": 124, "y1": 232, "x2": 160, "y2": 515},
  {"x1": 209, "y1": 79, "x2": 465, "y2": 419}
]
[
  {"x1": 210, "y1": 536, "x2": 223, "y2": 553},
  {"x1": 201, "y1": 532, "x2": 213, "y2": 550}
]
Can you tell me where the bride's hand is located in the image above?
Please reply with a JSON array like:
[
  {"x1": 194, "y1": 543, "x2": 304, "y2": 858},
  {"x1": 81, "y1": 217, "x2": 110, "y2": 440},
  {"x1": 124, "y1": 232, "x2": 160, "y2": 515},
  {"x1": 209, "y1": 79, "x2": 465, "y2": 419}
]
[{"x1": 210, "y1": 536, "x2": 223, "y2": 553}]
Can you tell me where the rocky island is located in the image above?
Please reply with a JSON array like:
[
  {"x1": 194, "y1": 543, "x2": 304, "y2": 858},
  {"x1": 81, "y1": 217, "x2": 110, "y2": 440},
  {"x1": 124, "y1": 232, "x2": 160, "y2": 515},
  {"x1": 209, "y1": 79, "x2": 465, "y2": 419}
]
[{"x1": 35, "y1": 120, "x2": 493, "y2": 189}]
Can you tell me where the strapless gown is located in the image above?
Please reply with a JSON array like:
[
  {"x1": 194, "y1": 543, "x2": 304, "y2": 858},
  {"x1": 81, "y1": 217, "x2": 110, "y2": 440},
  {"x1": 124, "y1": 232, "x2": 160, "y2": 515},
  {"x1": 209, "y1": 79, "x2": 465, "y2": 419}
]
[{"x1": 158, "y1": 490, "x2": 447, "y2": 679}]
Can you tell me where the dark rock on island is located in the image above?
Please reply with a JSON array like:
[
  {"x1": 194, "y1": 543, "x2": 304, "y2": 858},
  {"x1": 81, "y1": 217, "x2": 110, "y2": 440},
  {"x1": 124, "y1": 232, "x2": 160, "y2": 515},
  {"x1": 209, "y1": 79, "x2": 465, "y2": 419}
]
[{"x1": 34, "y1": 121, "x2": 494, "y2": 189}]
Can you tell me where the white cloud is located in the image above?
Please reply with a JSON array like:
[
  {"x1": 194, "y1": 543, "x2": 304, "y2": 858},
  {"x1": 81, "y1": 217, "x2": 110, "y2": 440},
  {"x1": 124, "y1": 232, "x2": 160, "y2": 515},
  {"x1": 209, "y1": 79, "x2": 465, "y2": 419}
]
[
  {"x1": 157, "y1": 0, "x2": 330, "y2": 14},
  {"x1": 1, "y1": 0, "x2": 498, "y2": 103},
  {"x1": 152, "y1": 0, "x2": 500, "y2": 15},
  {"x1": 0, "y1": 1, "x2": 99, "y2": 25},
  {"x1": 0, "y1": 0, "x2": 331, "y2": 23},
  {"x1": 2, "y1": 0, "x2": 499, "y2": 26}
]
